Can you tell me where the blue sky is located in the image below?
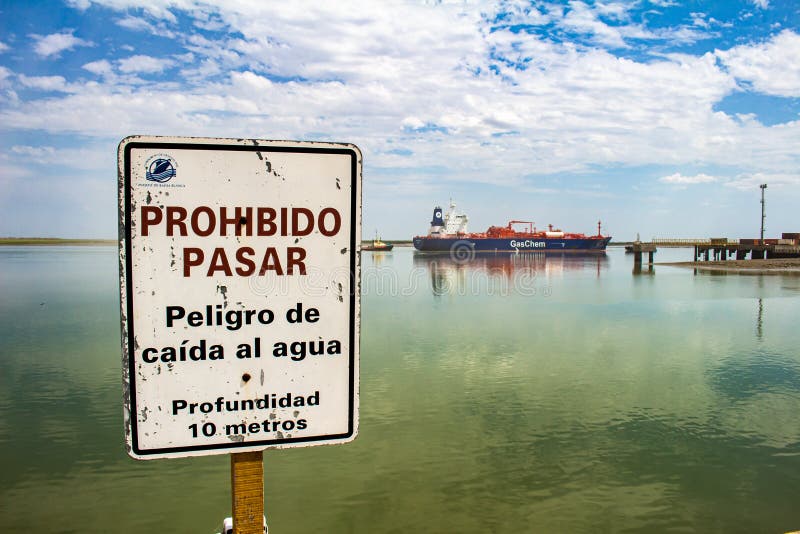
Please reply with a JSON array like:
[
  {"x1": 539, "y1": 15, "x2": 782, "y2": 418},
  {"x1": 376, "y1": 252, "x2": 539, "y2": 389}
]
[{"x1": 1, "y1": 0, "x2": 798, "y2": 240}]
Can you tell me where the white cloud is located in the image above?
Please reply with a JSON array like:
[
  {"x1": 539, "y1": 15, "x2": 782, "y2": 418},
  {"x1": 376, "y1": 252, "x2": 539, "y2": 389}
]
[
  {"x1": 401, "y1": 117, "x2": 426, "y2": 130},
  {"x1": 68, "y1": 0, "x2": 176, "y2": 22},
  {"x1": 752, "y1": 0, "x2": 769, "y2": 8},
  {"x1": 0, "y1": 66, "x2": 11, "y2": 86},
  {"x1": 174, "y1": 52, "x2": 195, "y2": 64},
  {"x1": 724, "y1": 172, "x2": 799, "y2": 190},
  {"x1": 508, "y1": 0, "x2": 717, "y2": 49},
  {"x1": 595, "y1": 2, "x2": 632, "y2": 20},
  {"x1": 117, "y1": 54, "x2": 175, "y2": 74},
  {"x1": 0, "y1": 1, "x2": 798, "y2": 195},
  {"x1": 82, "y1": 59, "x2": 113, "y2": 76},
  {"x1": 716, "y1": 30, "x2": 800, "y2": 97},
  {"x1": 30, "y1": 30, "x2": 92, "y2": 57},
  {"x1": 0, "y1": 41, "x2": 9, "y2": 53},
  {"x1": 116, "y1": 15, "x2": 176, "y2": 38},
  {"x1": 189, "y1": 9, "x2": 228, "y2": 32},
  {"x1": 559, "y1": 1, "x2": 631, "y2": 48},
  {"x1": 66, "y1": 0, "x2": 91, "y2": 9},
  {"x1": 116, "y1": 15, "x2": 152, "y2": 32},
  {"x1": 543, "y1": 1, "x2": 706, "y2": 48},
  {"x1": 659, "y1": 173, "x2": 718, "y2": 184},
  {"x1": 690, "y1": 12, "x2": 709, "y2": 29},
  {"x1": 491, "y1": 1, "x2": 550, "y2": 25},
  {"x1": 9, "y1": 144, "x2": 109, "y2": 171},
  {"x1": 2, "y1": 0, "x2": 800, "y2": 239},
  {"x1": 655, "y1": 26, "x2": 713, "y2": 44},
  {"x1": 18, "y1": 75, "x2": 70, "y2": 92}
]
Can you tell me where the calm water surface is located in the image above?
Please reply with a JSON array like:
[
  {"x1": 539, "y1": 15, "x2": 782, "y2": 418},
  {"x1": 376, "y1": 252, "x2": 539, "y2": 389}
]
[{"x1": 1, "y1": 245, "x2": 799, "y2": 533}]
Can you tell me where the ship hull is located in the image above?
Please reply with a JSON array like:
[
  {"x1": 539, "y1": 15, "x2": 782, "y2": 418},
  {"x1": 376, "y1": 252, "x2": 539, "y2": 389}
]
[
  {"x1": 362, "y1": 244, "x2": 394, "y2": 251},
  {"x1": 413, "y1": 236, "x2": 611, "y2": 253}
]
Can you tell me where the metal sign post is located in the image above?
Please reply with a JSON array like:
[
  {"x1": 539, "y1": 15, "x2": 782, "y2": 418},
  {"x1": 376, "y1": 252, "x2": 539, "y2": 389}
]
[{"x1": 118, "y1": 136, "x2": 362, "y2": 530}]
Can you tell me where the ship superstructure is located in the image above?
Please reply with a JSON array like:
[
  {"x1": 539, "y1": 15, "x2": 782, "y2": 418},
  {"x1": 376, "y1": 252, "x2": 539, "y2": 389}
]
[
  {"x1": 413, "y1": 202, "x2": 611, "y2": 253},
  {"x1": 428, "y1": 201, "x2": 469, "y2": 236}
]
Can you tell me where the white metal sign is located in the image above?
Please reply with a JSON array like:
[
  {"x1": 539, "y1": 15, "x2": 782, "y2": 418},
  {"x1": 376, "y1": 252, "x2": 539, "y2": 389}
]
[{"x1": 118, "y1": 136, "x2": 361, "y2": 459}]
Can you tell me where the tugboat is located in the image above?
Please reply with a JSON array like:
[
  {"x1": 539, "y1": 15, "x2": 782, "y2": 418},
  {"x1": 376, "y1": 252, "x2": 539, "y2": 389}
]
[
  {"x1": 362, "y1": 231, "x2": 394, "y2": 251},
  {"x1": 412, "y1": 201, "x2": 611, "y2": 252}
]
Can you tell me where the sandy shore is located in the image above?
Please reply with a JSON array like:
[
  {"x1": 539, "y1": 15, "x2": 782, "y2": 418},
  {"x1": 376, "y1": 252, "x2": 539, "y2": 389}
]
[{"x1": 658, "y1": 258, "x2": 800, "y2": 274}]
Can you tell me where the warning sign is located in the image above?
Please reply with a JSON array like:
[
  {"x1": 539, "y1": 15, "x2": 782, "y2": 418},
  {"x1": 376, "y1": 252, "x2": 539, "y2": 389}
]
[{"x1": 118, "y1": 136, "x2": 361, "y2": 459}]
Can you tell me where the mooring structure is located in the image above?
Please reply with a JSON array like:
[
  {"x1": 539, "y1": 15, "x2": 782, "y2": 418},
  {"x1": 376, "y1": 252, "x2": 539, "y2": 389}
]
[
  {"x1": 630, "y1": 241, "x2": 657, "y2": 265},
  {"x1": 635, "y1": 236, "x2": 800, "y2": 261}
]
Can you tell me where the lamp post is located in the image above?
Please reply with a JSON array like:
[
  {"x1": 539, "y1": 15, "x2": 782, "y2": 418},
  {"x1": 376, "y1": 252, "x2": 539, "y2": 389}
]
[{"x1": 760, "y1": 183, "x2": 767, "y2": 245}]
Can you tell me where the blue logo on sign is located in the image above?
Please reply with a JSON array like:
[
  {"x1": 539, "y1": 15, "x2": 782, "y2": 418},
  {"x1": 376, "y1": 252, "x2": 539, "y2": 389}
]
[{"x1": 146, "y1": 158, "x2": 176, "y2": 183}]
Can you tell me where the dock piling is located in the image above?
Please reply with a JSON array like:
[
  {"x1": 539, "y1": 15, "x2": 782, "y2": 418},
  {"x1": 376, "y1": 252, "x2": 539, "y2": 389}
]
[{"x1": 631, "y1": 242, "x2": 657, "y2": 274}]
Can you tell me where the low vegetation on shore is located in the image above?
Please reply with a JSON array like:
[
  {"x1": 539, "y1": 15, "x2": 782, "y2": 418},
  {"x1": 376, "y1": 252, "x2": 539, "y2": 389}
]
[{"x1": 0, "y1": 237, "x2": 115, "y2": 246}]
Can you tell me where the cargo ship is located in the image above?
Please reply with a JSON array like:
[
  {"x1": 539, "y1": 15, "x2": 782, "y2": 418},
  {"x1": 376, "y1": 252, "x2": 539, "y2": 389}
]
[{"x1": 412, "y1": 201, "x2": 611, "y2": 253}]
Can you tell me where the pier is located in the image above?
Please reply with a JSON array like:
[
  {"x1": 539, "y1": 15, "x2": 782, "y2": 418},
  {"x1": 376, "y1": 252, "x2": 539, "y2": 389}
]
[
  {"x1": 691, "y1": 241, "x2": 800, "y2": 261},
  {"x1": 627, "y1": 234, "x2": 800, "y2": 262}
]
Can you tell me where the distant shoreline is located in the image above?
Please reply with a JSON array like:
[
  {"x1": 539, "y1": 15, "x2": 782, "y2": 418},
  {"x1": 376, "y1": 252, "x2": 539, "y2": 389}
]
[
  {"x1": 658, "y1": 258, "x2": 800, "y2": 274},
  {"x1": 0, "y1": 238, "x2": 116, "y2": 246},
  {"x1": 5, "y1": 238, "x2": 412, "y2": 247}
]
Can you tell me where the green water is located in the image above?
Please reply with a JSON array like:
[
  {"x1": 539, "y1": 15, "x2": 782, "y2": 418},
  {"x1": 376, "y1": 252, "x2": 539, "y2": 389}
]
[{"x1": 1, "y1": 246, "x2": 799, "y2": 533}]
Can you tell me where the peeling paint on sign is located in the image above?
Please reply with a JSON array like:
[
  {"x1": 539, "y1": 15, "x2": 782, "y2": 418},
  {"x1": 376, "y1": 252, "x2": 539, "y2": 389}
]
[{"x1": 118, "y1": 136, "x2": 361, "y2": 460}]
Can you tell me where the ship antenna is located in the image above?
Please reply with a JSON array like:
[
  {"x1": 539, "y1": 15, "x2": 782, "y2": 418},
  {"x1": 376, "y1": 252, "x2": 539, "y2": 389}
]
[{"x1": 597, "y1": 220, "x2": 601, "y2": 237}]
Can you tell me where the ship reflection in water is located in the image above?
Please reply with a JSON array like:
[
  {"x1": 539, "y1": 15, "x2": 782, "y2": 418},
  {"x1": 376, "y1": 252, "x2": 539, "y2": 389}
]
[{"x1": 413, "y1": 251, "x2": 609, "y2": 296}]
